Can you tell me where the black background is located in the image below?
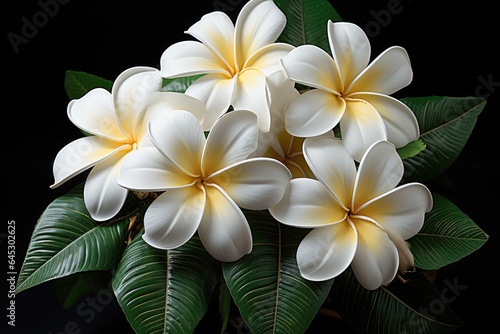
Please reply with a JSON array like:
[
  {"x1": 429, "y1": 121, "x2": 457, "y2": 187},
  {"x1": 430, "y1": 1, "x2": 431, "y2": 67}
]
[{"x1": 4, "y1": 0, "x2": 499, "y2": 333}]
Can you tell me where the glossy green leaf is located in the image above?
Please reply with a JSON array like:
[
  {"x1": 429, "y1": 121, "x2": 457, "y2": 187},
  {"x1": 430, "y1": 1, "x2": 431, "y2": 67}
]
[
  {"x1": 330, "y1": 268, "x2": 464, "y2": 334},
  {"x1": 397, "y1": 139, "x2": 426, "y2": 160},
  {"x1": 223, "y1": 210, "x2": 333, "y2": 334},
  {"x1": 401, "y1": 96, "x2": 486, "y2": 183},
  {"x1": 409, "y1": 192, "x2": 489, "y2": 270},
  {"x1": 16, "y1": 184, "x2": 131, "y2": 294},
  {"x1": 64, "y1": 70, "x2": 113, "y2": 99},
  {"x1": 275, "y1": 0, "x2": 342, "y2": 52},
  {"x1": 161, "y1": 74, "x2": 204, "y2": 93},
  {"x1": 112, "y1": 231, "x2": 221, "y2": 334},
  {"x1": 53, "y1": 271, "x2": 112, "y2": 309}
]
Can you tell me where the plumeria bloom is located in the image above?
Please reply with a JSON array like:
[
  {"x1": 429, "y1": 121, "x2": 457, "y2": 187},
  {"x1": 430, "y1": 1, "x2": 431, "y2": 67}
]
[
  {"x1": 50, "y1": 66, "x2": 206, "y2": 221},
  {"x1": 159, "y1": 0, "x2": 294, "y2": 132},
  {"x1": 251, "y1": 71, "x2": 316, "y2": 179},
  {"x1": 269, "y1": 138, "x2": 432, "y2": 290},
  {"x1": 281, "y1": 21, "x2": 420, "y2": 162},
  {"x1": 117, "y1": 109, "x2": 291, "y2": 262}
]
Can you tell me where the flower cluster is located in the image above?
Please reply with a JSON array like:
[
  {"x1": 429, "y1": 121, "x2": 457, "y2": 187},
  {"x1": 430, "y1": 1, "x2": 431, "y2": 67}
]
[
  {"x1": 50, "y1": 0, "x2": 432, "y2": 290},
  {"x1": 17, "y1": 1, "x2": 489, "y2": 333}
]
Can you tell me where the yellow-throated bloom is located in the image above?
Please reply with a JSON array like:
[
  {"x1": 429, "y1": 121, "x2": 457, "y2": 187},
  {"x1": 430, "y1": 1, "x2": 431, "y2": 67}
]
[
  {"x1": 117, "y1": 109, "x2": 291, "y2": 262},
  {"x1": 281, "y1": 21, "x2": 420, "y2": 161},
  {"x1": 159, "y1": 0, "x2": 294, "y2": 132},
  {"x1": 50, "y1": 66, "x2": 206, "y2": 221},
  {"x1": 269, "y1": 138, "x2": 432, "y2": 290},
  {"x1": 252, "y1": 71, "x2": 315, "y2": 179}
]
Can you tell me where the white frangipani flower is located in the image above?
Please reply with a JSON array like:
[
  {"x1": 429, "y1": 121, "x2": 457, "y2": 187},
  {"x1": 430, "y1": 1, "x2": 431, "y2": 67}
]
[
  {"x1": 269, "y1": 138, "x2": 432, "y2": 290},
  {"x1": 281, "y1": 21, "x2": 420, "y2": 161},
  {"x1": 160, "y1": 0, "x2": 294, "y2": 132},
  {"x1": 50, "y1": 66, "x2": 206, "y2": 221},
  {"x1": 117, "y1": 109, "x2": 291, "y2": 262}
]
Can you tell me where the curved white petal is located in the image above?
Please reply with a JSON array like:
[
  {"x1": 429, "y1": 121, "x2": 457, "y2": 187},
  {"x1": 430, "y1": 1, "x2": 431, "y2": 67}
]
[
  {"x1": 186, "y1": 11, "x2": 235, "y2": 70},
  {"x1": 134, "y1": 91, "x2": 206, "y2": 148},
  {"x1": 385, "y1": 228, "x2": 415, "y2": 273},
  {"x1": 198, "y1": 184, "x2": 253, "y2": 262},
  {"x1": 203, "y1": 110, "x2": 259, "y2": 176},
  {"x1": 285, "y1": 89, "x2": 345, "y2": 137},
  {"x1": 357, "y1": 183, "x2": 432, "y2": 240},
  {"x1": 234, "y1": 0, "x2": 286, "y2": 67},
  {"x1": 232, "y1": 68, "x2": 271, "y2": 131},
  {"x1": 117, "y1": 147, "x2": 194, "y2": 192},
  {"x1": 185, "y1": 73, "x2": 236, "y2": 131},
  {"x1": 112, "y1": 66, "x2": 162, "y2": 133},
  {"x1": 148, "y1": 110, "x2": 205, "y2": 177},
  {"x1": 83, "y1": 151, "x2": 129, "y2": 221},
  {"x1": 353, "y1": 92, "x2": 420, "y2": 147},
  {"x1": 67, "y1": 89, "x2": 128, "y2": 141},
  {"x1": 269, "y1": 178, "x2": 347, "y2": 228},
  {"x1": 353, "y1": 140, "x2": 403, "y2": 209},
  {"x1": 160, "y1": 41, "x2": 231, "y2": 78},
  {"x1": 339, "y1": 99, "x2": 387, "y2": 162},
  {"x1": 245, "y1": 43, "x2": 295, "y2": 76},
  {"x1": 51, "y1": 136, "x2": 131, "y2": 189},
  {"x1": 142, "y1": 187, "x2": 205, "y2": 250},
  {"x1": 208, "y1": 157, "x2": 291, "y2": 210},
  {"x1": 350, "y1": 217, "x2": 399, "y2": 290},
  {"x1": 281, "y1": 45, "x2": 341, "y2": 92},
  {"x1": 297, "y1": 222, "x2": 357, "y2": 281},
  {"x1": 327, "y1": 21, "x2": 370, "y2": 87},
  {"x1": 349, "y1": 46, "x2": 412, "y2": 95},
  {"x1": 303, "y1": 136, "x2": 355, "y2": 208}
]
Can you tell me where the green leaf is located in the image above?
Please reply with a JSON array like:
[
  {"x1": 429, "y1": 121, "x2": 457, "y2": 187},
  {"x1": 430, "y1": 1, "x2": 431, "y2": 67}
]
[
  {"x1": 53, "y1": 271, "x2": 112, "y2": 309},
  {"x1": 330, "y1": 268, "x2": 464, "y2": 334},
  {"x1": 401, "y1": 96, "x2": 486, "y2": 183},
  {"x1": 223, "y1": 210, "x2": 333, "y2": 334},
  {"x1": 161, "y1": 74, "x2": 204, "y2": 93},
  {"x1": 112, "y1": 231, "x2": 221, "y2": 334},
  {"x1": 275, "y1": 0, "x2": 342, "y2": 52},
  {"x1": 409, "y1": 192, "x2": 489, "y2": 270},
  {"x1": 397, "y1": 139, "x2": 426, "y2": 160},
  {"x1": 64, "y1": 70, "x2": 113, "y2": 100},
  {"x1": 16, "y1": 184, "x2": 132, "y2": 294}
]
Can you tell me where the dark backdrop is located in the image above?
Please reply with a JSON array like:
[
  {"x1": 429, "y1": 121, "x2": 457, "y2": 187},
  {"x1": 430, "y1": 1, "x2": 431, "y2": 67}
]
[{"x1": 5, "y1": 0, "x2": 499, "y2": 333}]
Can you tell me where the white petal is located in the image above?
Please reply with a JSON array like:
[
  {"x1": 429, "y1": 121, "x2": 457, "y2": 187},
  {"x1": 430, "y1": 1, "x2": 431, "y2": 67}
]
[
  {"x1": 51, "y1": 136, "x2": 131, "y2": 189},
  {"x1": 208, "y1": 157, "x2": 291, "y2": 210},
  {"x1": 186, "y1": 11, "x2": 235, "y2": 69},
  {"x1": 112, "y1": 66, "x2": 162, "y2": 132},
  {"x1": 117, "y1": 147, "x2": 194, "y2": 192},
  {"x1": 134, "y1": 91, "x2": 206, "y2": 148},
  {"x1": 160, "y1": 41, "x2": 231, "y2": 78},
  {"x1": 198, "y1": 184, "x2": 252, "y2": 262},
  {"x1": 234, "y1": 0, "x2": 286, "y2": 66},
  {"x1": 142, "y1": 187, "x2": 205, "y2": 250},
  {"x1": 285, "y1": 89, "x2": 345, "y2": 137},
  {"x1": 148, "y1": 110, "x2": 205, "y2": 177},
  {"x1": 245, "y1": 43, "x2": 295, "y2": 76},
  {"x1": 202, "y1": 110, "x2": 259, "y2": 176},
  {"x1": 350, "y1": 218, "x2": 399, "y2": 290},
  {"x1": 328, "y1": 21, "x2": 370, "y2": 87},
  {"x1": 297, "y1": 222, "x2": 357, "y2": 281},
  {"x1": 68, "y1": 89, "x2": 128, "y2": 141},
  {"x1": 339, "y1": 99, "x2": 387, "y2": 162},
  {"x1": 269, "y1": 178, "x2": 347, "y2": 228},
  {"x1": 353, "y1": 140, "x2": 403, "y2": 209},
  {"x1": 357, "y1": 183, "x2": 432, "y2": 240},
  {"x1": 185, "y1": 73, "x2": 236, "y2": 131},
  {"x1": 232, "y1": 68, "x2": 271, "y2": 131},
  {"x1": 83, "y1": 151, "x2": 129, "y2": 221},
  {"x1": 303, "y1": 136, "x2": 355, "y2": 208},
  {"x1": 349, "y1": 46, "x2": 412, "y2": 95},
  {"x1": 353, "y1": 92, "x2": 420, "y2": 147},
  {"x1": 281, "y1": 45, "x2": 341, "y2": 92}
]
